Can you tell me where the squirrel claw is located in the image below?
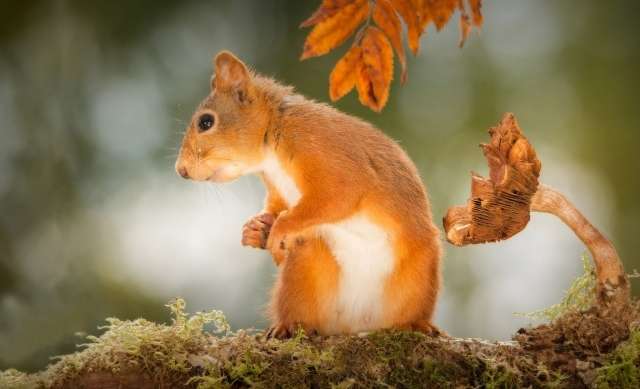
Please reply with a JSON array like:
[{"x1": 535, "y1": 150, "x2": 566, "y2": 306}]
[
  {"x1": 265, "y1": 323, "x2": 315, "y2": 340},
  {"x1": 411, "y1": 320, "x2": 446, "y2": 337},
  {"x1": 265, "y1": 323, "x2": 292, "y2": 340}
]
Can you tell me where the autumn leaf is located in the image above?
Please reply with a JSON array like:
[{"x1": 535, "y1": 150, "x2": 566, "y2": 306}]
[
  {"x1": 300, "y1": 0, "x2": 370, "y2": 60},
  {"x1": 300, "y1": 0, "x2": 484, "y2": 111},
  {"x1": 468, "y1": 0, "x2": 483, "y2": 26},
  {"x1": 429, "y1": 0, "x2": 459, "y2": 31},
  {"x1": 390, "y1": 0, "x2": 423, "y2": 55},
  {"x1": 328, "y1": 27, "x2": 393, "y2": 111},
  {"x1": 356, "y1": 27, "x2": 394, "y2": 112},
  {"x1": 299, "y1": 0, "x2": 354, "y2": 28},
  {"x1": 329, "y1": 45, "x2": 362, "y2": 101},
  {"x1": 458, "y1": 1, "x2": 472, "y2": 47},
  {"x1": 373, "y1": 0, "x2": 407, "y2": 84}
]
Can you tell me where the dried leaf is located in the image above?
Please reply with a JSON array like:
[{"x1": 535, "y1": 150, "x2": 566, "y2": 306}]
[
  {"x1": 391, "y1": 0, "x2": 423, "y2": 55},
  {"x1": 300, "y1": 0, "x2": 484, "y2": 111},
  {"x1": 468, "y1": 0, "x2": 483, "y2": 26},
  {"x1": 300, "y1": 0, "x2": 355, "y2": 27},
  {"x1": 355, "y1": 27, "x2": 394, "y2": 112},
  {"x1": 458, "y1": 0, "x2": 471, "y2": 47},
  {"x1": 427, "y1": 0, "x2": 458, "y2": 30},
  {"x1": 443, "y1": 113, "x2": 541, "y2": 246},
  {"x1": 301, "y1": 0, "x2": 369, "y2": 60},
  {"x1": 329, "y1": 45, "x2": 362, "y2": 101},
  {"x1": 374, "y1": 0, "x2": 408, "y2": 84}
]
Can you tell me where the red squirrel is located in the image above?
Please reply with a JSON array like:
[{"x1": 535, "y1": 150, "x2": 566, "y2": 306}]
[{"x1": 175, "y1": 51, "x2": 442, "y2": 338}]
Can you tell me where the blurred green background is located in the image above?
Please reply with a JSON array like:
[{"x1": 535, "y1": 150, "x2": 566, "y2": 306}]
[{"x1": 1, "y1": 0, "x2": 638, "y2": 372}]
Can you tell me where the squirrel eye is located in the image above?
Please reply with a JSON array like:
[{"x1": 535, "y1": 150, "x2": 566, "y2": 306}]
[{"x1": 197, "y1": 113, "x2": 215, "y2": 132}]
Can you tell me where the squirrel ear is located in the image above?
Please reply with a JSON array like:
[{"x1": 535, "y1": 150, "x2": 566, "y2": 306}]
[{"x1": 213, "y1": 51, "x2": 249, "y2": 92}]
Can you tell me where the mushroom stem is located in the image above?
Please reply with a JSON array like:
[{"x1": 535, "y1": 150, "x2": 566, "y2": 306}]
[{"x1": 531, "y1": 184, "x2": 629, "y2": 306}]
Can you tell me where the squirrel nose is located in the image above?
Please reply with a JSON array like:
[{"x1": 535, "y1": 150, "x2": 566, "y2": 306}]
[{"x1": 177, "y1": 166, "x2": 190, "y2": 179}]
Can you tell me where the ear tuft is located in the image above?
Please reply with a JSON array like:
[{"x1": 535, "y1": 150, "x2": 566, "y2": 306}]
[{"x1": 213, "y1": 51, "x2": 249, "y2": 91}]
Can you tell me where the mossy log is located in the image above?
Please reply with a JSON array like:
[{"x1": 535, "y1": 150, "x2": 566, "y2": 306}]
[{"x1": 2, "y1": 299, "x2": 640, "y2": 389}]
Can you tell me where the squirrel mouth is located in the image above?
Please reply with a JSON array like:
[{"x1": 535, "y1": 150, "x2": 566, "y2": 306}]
[
  {"x1": 206, "y1": 161, "x2": 248, "y2": 183},
  {"x1": 207, "y1": 167, "x2": 236, "y2": 183},
  {"x1": 206, "y1": 170, "x2": 224, "y2": 182}
]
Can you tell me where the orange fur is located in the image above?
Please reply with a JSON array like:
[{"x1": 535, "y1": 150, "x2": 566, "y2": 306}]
[
  {"x1": 269, "y1": 234, "x2": 340, "y2": 336},
  {"x1": 176, "y1": 51, "x2": 442, "y2": 337}
]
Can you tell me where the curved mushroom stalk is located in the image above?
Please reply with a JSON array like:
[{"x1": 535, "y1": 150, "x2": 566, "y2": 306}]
[
  {"x1": 531, "y1": 185, "x2": 629, "y2": 306},
  {"x1": 443, "y1": 113, "x2": 629, "y2": 308}
]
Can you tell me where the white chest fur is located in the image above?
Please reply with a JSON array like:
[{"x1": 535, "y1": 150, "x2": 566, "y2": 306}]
[
  {"x1": 259, "y1": 153, "x2": 301, "y2": 207},
  {"x1": 318, "y1": 214, "x2": 394, "y2": 332},
  {"x1": 258, "y1": 153, "x2": 394, "y2": 332}
]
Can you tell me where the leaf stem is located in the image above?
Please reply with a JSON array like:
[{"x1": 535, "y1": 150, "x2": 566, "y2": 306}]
[{"x1": 353, "y1": 0, "x2": 376, "y2": 46}]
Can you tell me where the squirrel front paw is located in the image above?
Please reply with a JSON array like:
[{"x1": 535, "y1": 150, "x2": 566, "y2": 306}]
[{"x1": 241, "y1": 213, "x2": 275, "y2": 249}]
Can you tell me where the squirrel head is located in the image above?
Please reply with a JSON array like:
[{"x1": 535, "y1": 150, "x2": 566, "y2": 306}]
[{"x1": 175, "y1": 51, "x2": 273, "y2": 182}]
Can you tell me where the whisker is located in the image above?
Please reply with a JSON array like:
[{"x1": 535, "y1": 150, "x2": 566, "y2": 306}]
[
  {"x1": 195, "y1": 175, "x2": 227, "y2": 209},
  {"x1": 198, "y1": 184, "x2": 209, "y2": 208},
  {"x1": 212, "y1": 183, "x2": 222, "y2": 205},
  {"x1": 206, "y1": 182, "x2": 223, "y2": 206}
]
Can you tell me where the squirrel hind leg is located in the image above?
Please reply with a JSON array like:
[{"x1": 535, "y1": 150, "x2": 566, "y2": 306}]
[
  {"x1": 265, "y1": 322, "x2": 320, "y2": 340},
  {"x1": 267, "y1": 234, "x2": 339, "y2": 337},
  {"x1": 406, "y1": 320, "x2": 447, "y2": 337}
]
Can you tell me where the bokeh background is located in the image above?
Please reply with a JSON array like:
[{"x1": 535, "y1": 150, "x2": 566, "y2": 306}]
[{"x1": 1, "y1": 0, "x2": 638, "y2": 372}]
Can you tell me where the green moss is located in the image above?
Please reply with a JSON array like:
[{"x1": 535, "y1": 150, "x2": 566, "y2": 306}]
[
  {"x1": 364, "y1": 331, "x2": 463, "y2": 387},
  {"x1": 185, "y1": 327, "x2": 339, "y2": 389},
  {"x1": 480, "y1": 359, "x2": 520, "y2": 389},
  {"x1": 420, "y1": 357, "x2": 462, "y2": 387},
  {"x1": 518, "y1": 254, "x2": 596, "y2": 321},
  {"x1": 534, "y1": 364, "x2": 568, "y2": 389},
  {"x1": 55, "y1": 298, "x2": 228, "y2": 384},
  {"x1": 0, "y1": 298, "x2": 231, "y2": 388},
  {"x1": 594, "y1": 328, "x2": 640, "y2": 388},
  {"x1": 330, "y1": 378, "x2": 356, "y2": 389},
  {"x1": 0, "y1": 369, "x2": 37, "y2": 389}
]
